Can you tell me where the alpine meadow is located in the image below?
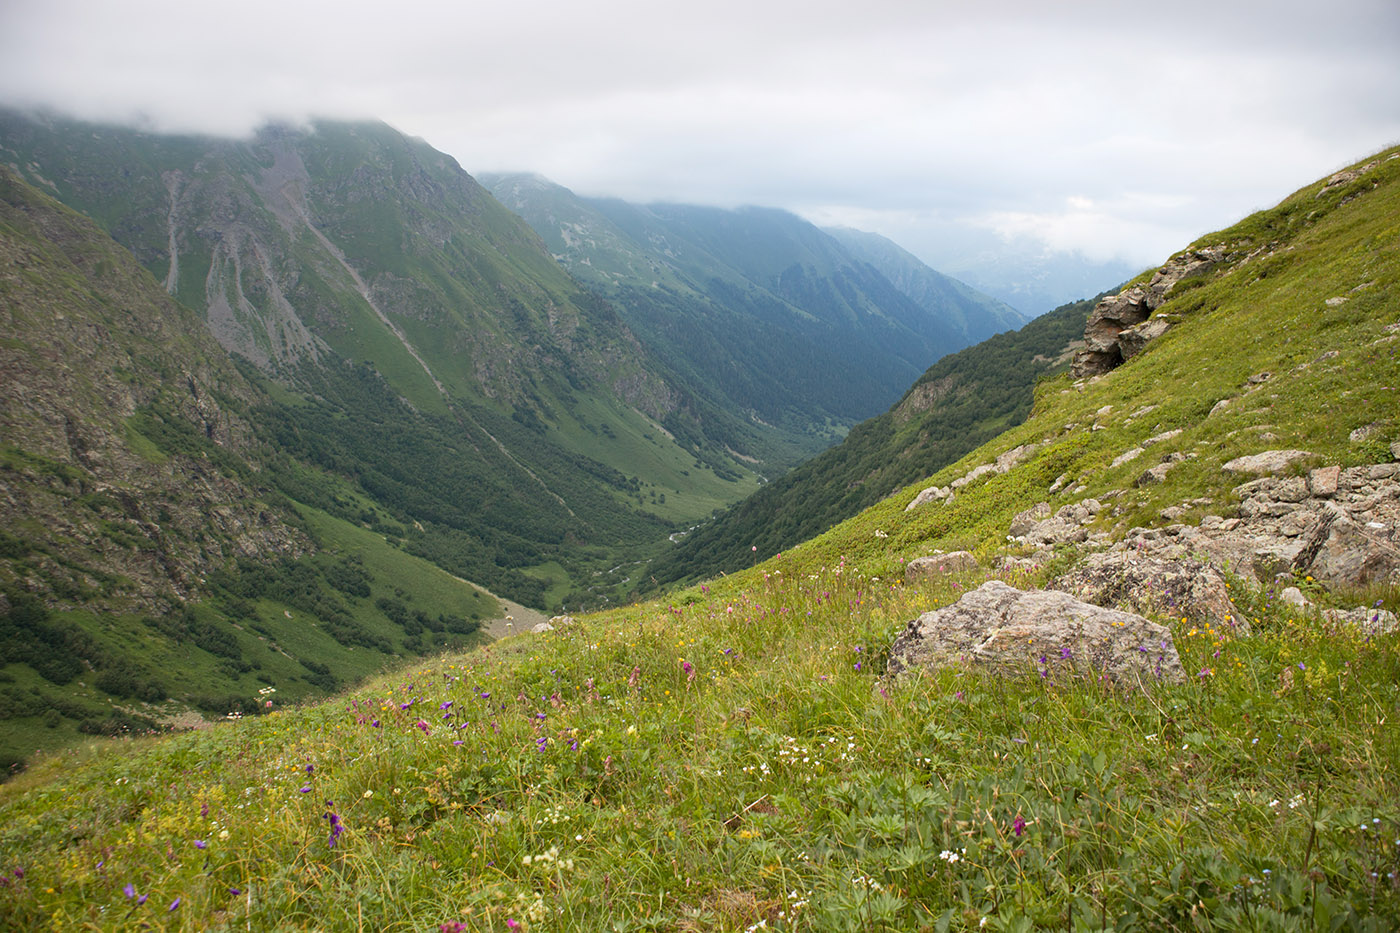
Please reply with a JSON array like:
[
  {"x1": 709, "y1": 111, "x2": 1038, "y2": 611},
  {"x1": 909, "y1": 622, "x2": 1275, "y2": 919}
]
[{"x1": 1, "y1": 102, "x2": 1399, "y2": 933}]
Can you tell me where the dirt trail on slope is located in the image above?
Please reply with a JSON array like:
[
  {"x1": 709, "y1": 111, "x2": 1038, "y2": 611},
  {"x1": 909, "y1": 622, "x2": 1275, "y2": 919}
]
[{"x1": 460, "y1": 580, "x2": 549, "y2": 639}]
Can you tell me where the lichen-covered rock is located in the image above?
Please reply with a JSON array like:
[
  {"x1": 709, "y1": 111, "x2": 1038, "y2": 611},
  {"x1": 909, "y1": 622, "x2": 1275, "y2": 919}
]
[
  {"x1": 1070, "y1": 248, "x2": 1221, "y2": 377},
  {"x1": 905, "y1": 551, "x2": 980, "y2": 580},
  {"x1": 1009, "y1": 502, "x2": 1051, "y2": 537},
  {"x1": 905, "y1": 485, "x2": 951, "y2": 511},
  {"x1": 1051, "y1": 552, "x2": 1247, "y2": 635},
  {"x1": 1223, "y1": 450, "x2": 1312, "y2": 476},
  {"x1": 1321, "y1": 606, "x2": 1398, "y2": 635},
  {"x1": 1109, "y1": 460, "x2": 1400, "y2": 589},
  {"x1": 887, "y1": 581, "x2": 1184, "y2": 686}
]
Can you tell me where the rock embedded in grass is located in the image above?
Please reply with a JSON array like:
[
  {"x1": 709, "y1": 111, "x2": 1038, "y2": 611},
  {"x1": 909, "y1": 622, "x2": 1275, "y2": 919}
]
[
  {"x1": 886, "y1": 580, "x2": 1185, "y2": 686},
  {"x1": 1051, "y1": 551, "x2": 1246, "y2": 635},
  {"x1": 904, "y1": 551, "x2": 980, "y2": 580}
]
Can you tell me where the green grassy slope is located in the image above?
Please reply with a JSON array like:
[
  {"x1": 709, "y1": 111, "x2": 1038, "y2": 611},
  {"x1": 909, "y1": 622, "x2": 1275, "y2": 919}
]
[
  {"x1": 1, "y1": 149, "x2": 1397, "y2": 931},
  {"x1": 649, "y1": 293, "x2": 1097, "y2": 586}
]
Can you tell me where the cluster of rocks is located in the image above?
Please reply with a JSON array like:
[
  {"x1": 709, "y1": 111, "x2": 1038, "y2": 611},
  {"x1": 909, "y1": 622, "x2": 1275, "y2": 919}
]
[
  {"x1": 1070, "y1": 247, "x2": 1226, "y2": 378},
  {"x1": 1118, "y1": 459, "x2": 1400, "y2": 592},
  {"x1": 1008, "y1": 497, "x2": 1110, "y2": 550},
  {"x1": 887, "y1": 450, "x2": 1399, "y2": 686}
]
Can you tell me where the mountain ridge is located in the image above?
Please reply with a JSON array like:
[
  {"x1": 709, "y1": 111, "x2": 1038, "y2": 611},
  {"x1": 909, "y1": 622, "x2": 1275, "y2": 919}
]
[{"x1": 482, "y1": 172, "x2": 1022, "y2": 454}]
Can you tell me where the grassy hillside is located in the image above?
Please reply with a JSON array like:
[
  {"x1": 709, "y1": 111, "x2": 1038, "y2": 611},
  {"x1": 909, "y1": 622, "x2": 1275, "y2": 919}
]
[
  {"x1": 1, "y1": 149, "x2": 1398, "y2": 930},
  {"x1": 649, "y1": 294, "x2": 1096, "y2": 587}
]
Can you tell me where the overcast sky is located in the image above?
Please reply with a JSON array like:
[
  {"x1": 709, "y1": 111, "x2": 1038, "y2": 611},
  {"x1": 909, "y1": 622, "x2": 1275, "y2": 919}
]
[{"x1": 3, "y1": 0, "x2": 1398, "y2": 295}]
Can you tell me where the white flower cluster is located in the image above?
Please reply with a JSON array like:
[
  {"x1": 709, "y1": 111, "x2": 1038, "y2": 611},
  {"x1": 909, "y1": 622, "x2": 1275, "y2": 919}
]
[{"x1": 521, "y1": 845, "x2": 575, "y2": 872}]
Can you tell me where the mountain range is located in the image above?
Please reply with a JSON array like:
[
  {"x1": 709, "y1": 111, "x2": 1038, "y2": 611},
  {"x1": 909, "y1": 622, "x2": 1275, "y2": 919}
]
[
  {"x1": 0, "y1": 109, "x2": 1021, "y2": 762},
  {"x1": 481, "y1": 172, "x2": 1024, "y2": 449},
  {"x1": 0, "y1": 138, "x2": 1395, "y2": 929}
]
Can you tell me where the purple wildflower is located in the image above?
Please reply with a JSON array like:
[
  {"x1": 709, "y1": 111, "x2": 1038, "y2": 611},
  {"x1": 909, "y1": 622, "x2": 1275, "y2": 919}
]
[
  {"x1": 194, "y1": 840, "x2": 207, "y2": 849},
  {"x1": 1013, "y1": 816, "x2": 1026, "y2": 837},
  {"x1": 1060, "y1": 646, "x2": 1072, "y2": 659},
  {"x1": 326, "y1": 808, "x2": 344, "y2": 848},
  {"x1": 124, "y1": 883, "x2": 136, "y2": 899},
  {"x1": 169, "y1": 897, "x2": 181, "y2": 912},
  {"x1": 415, "y1": 719, "x2": 430, "y2": 733}
]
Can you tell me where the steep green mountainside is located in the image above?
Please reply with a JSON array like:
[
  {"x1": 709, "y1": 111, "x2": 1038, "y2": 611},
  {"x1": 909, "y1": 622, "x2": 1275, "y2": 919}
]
[
  {"x1": 0, "y1": 167, "x2": 503, "y2": 767},
  {"x1": 483, "y1": 173, "x2": 1018, "y2": 454},
  {"x1": 784, "y1": 145, "x2": 1400, "y2": 572},
  {"x1": 0, "y1": 110, "x2": 792, "y2": 609},
  {"x1": 649, "y1": 293, "x2": 1094, "y2": 585},
  {"x1": 822, "y1": 225, "x2": 1026, "y2": 339},
  {"x1": 1, "y1": 149, "x2": 1396, "y2": 930}
]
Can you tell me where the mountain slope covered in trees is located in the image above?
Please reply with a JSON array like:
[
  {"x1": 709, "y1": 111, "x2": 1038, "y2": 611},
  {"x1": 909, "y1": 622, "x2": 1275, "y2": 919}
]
[{"x1": 484, "y1": 173, "x2": 1023, "y2": 460}]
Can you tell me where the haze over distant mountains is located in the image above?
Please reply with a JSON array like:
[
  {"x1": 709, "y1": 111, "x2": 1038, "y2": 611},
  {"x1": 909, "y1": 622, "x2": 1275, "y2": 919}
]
[{"x1": 481, "y1": 172, "x2": 1025, "y2": 439}]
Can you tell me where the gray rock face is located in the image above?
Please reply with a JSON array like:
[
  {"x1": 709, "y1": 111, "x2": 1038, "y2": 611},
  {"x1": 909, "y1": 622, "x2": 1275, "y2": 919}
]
[
  {"x1": 1009, "y1": 502, "x2": 1052, "y2": 537},
  {"x1": 1010, "y1": 498, "x2": 1107, "y2": 548},
  {"x1": 1116, "y1": 461, "x2": 1400, "y2": 588},
  {"x1": 1321, "y1": 606, "x2": 1398, "y2": 635},
  {"x1": 1052, "y1": 552, "x2": 1247, "y2": 635},
  {"x1": 905, "y1": 551, "x2": 981, "y2": 580},
  {"x1": 1223, "y1": 449, "x2": 1313, "y2": 476},
  {"x1": 905, "y1": 485, "x2": 952, "y2": 511},
  {"x1": 1071, "y1": 248, "x2": 1222, "y2": 377},
  {"x1": 887, "y1": 581, "x2": 1184, "y2": 686}
]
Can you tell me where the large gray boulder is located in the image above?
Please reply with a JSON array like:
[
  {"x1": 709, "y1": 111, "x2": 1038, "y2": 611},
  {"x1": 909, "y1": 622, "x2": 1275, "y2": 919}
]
[
  {"x1": 887, "y1": 581, "x2": 1184, "y2": 686},
  {"x1": 1223, "y1": 449, "x2": 1313, "y2": 476}
]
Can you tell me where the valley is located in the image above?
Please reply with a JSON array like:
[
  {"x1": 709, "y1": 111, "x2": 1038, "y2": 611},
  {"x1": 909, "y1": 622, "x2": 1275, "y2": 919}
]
[
  {"x1": 0, "y1": 110, "x2": 1029, "y2": 763},
  {"x1": 0, "y1": 140, "x2": 1396, "y2": 929}
]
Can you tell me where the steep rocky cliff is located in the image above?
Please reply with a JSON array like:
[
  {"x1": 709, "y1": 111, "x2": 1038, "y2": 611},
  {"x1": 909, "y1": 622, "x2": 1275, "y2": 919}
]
[{"x1": 0, "y1": 166, "x2": 306, "y2": 612}]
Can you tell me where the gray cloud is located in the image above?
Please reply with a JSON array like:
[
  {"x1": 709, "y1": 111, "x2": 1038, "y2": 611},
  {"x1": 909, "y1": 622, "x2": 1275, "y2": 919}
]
[{"x1": 3, "y1": 0, "x2": 1398, "y2": 279}]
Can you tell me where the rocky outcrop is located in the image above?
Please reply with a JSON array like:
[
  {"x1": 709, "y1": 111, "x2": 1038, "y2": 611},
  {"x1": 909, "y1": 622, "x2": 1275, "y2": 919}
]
[
  {"x1": 1222, "y1": 449, "x2": 1313, "y2": 476},
  {"x1": 887, "y1": 581, "x2": 1184, "y2": 686},
  {"x1": 1107, "y1": 462, "x2": 1400, "y2": 588},
  {"x1": 906, "y1": 443, "x2": 1041, "y2": 510},
  {"x1": 1071, "y1": 248, "x2": 1225, "y2": 377},
  {"x1": 905, "y1": 485, "x2": 952, "y2": 511},
  {"x1": 1008, "y1": 498, "x2": 1108, "y2": 548},
  {"x1": 1052, "y1": 552, "x2": 1246, "y2": 635}
]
